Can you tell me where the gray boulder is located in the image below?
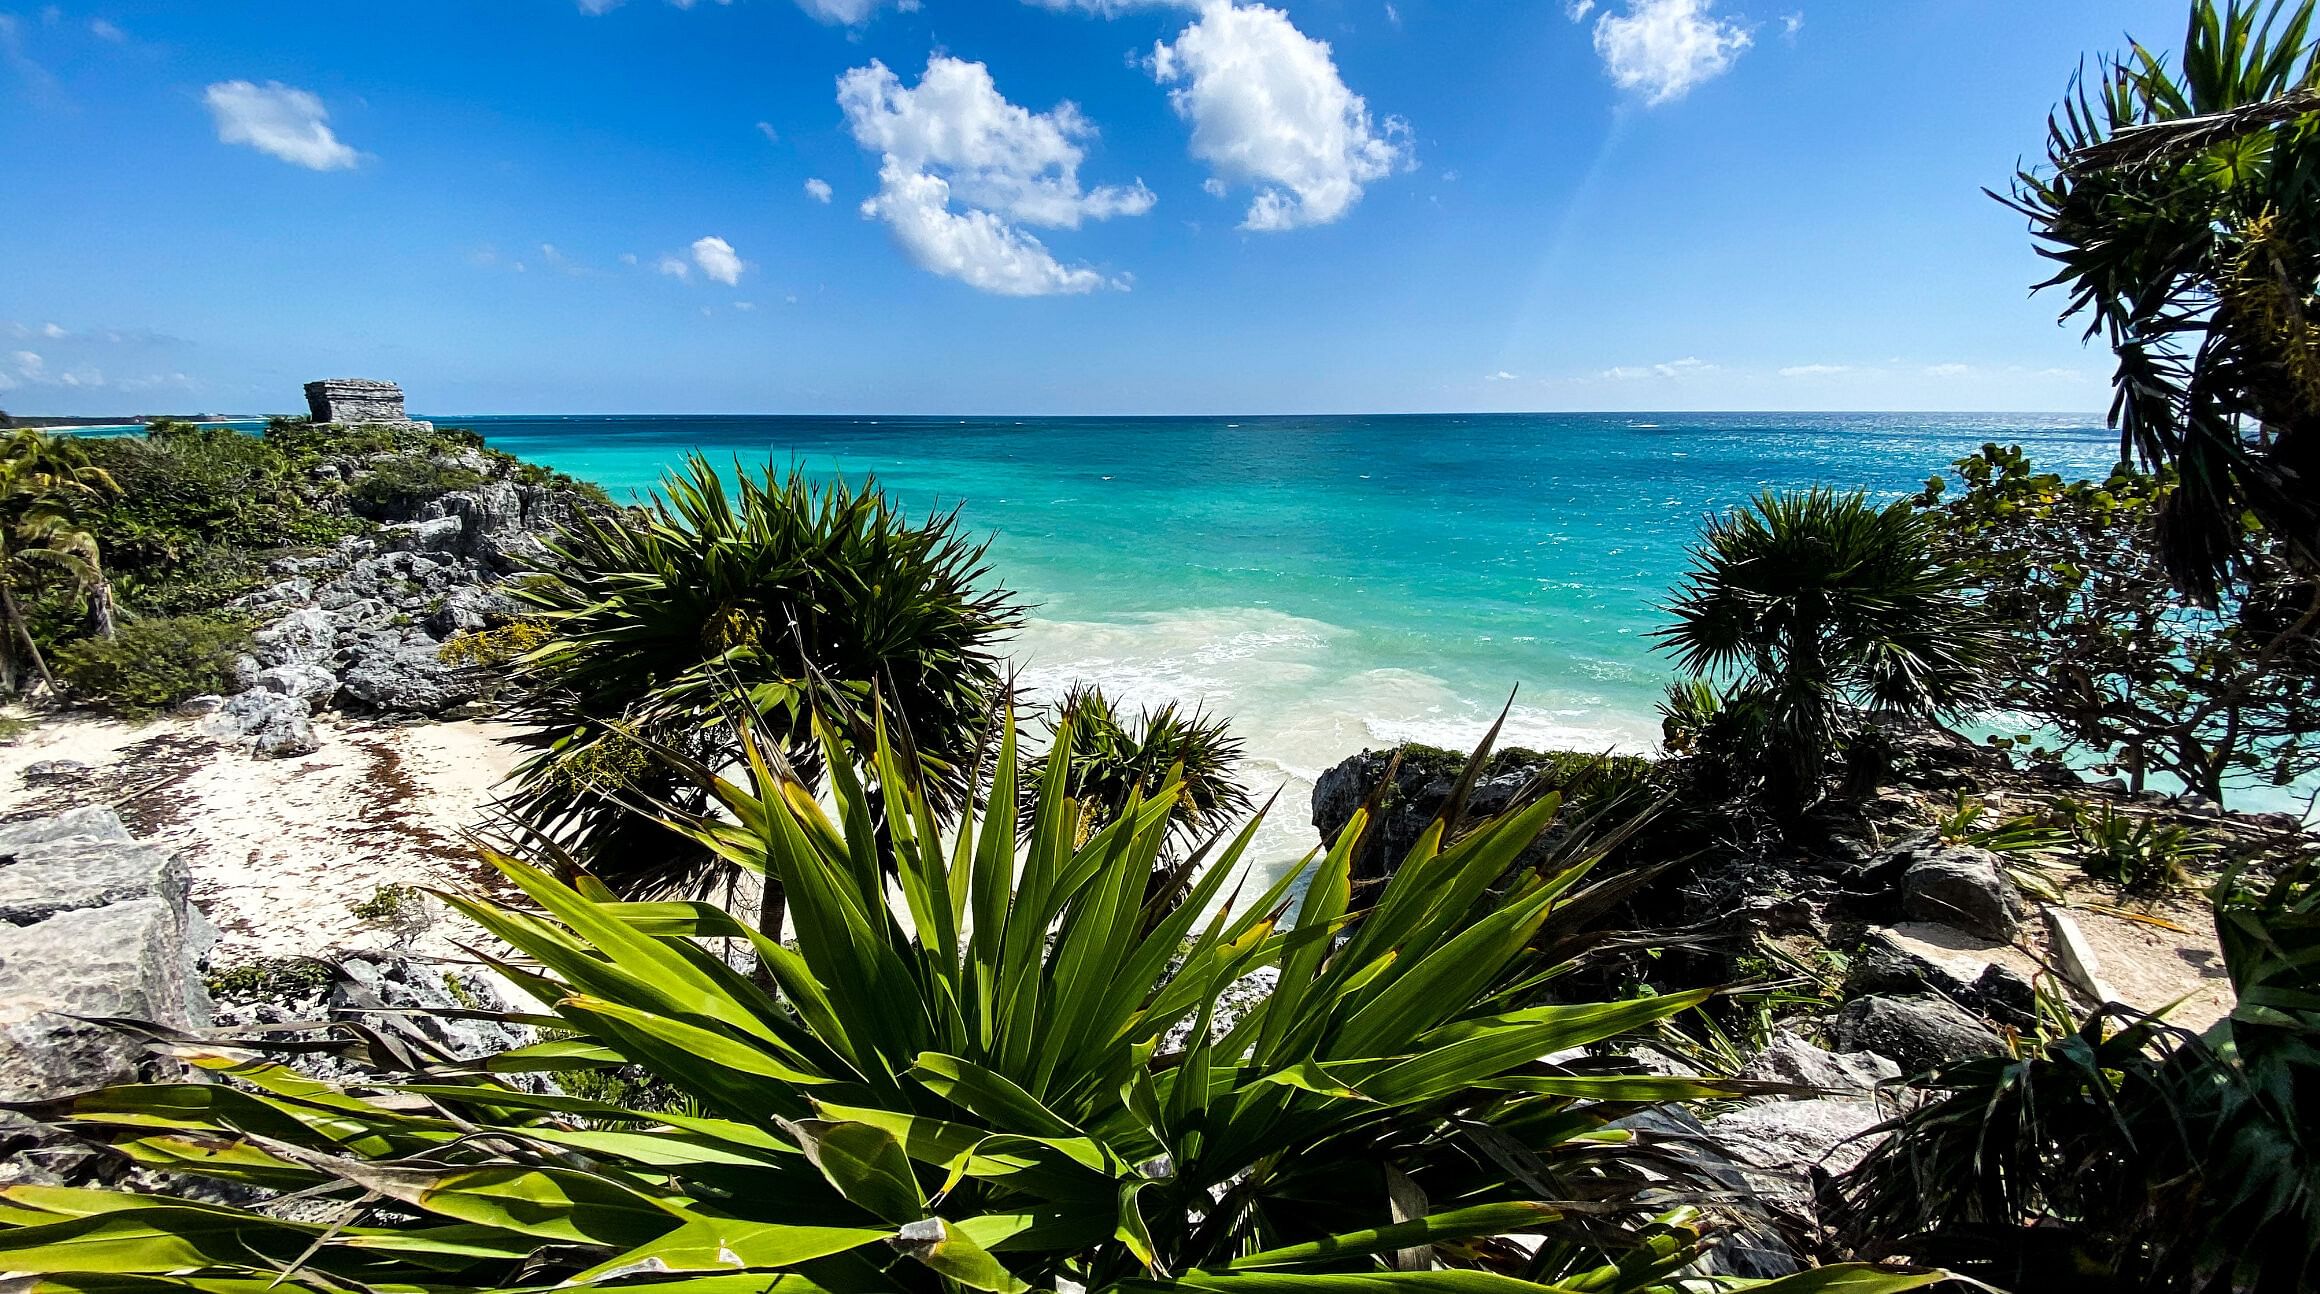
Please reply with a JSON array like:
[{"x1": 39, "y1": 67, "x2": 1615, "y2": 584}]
[
  {"x1": 251, "y1": 606, "x2": 336, "y2": 671},
  {"x1": 255, "y1": 663, "x2": 339, "y2": 704},
  {"x1": 200, "y1": 690, "x2": 319, "y2": 759},
  {"x1": 378, "y1": 516, "x2": 465, "y2": 555},
  {"x1": 338, "y1": 638, "x2": 481, "y2": 714},
  {"x1": 1899, "y1": 845, "x2": 2020, "y2": 940},
  {"x1": 1736, "y1": 1031, "x2": 1900, "y2": 1096},
  {"x1": 1832, "y1": 994, "x2": 2001, "y2": 1075},
  {"x1": 0, "y1": 809, "x2": 213, "y2": 1104},
  {"x1": 1699, "y1": 1097, "x2": 1890, "y2": 1227}
]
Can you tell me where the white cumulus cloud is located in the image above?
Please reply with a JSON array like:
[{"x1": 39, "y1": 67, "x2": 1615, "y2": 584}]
[
  {"x1": 840, "y1": 55, "x2": 1142, "y2": 295},
  {"x1": 203, "y1": 80, "x2": 361, "y2": 170},
  {"x1": 657, "y1": 255, "x2": 691, "y2": 281},
  {"x1": 861, "y1": 162, "x2": 1111, "y2": 296},
  {"x1": 1149, "y1": 2, "x2": 1411, "y2": 232},
  {"x1": 804, "y1": 177, "x2": 834, "y2": 203},
  {"x1": 839, "y1": 56, "x2": 1154, "y2": 229},
  {"x1": 1583, "y1": 0, "x2": 1752, "y2": 105},
  {"x1": 690, "y1": 236, "x2": 746, "y2": 286}
]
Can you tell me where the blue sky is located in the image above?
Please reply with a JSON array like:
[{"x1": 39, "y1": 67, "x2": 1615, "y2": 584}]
[{"x1": 1, "y1": 0, "x2": 2183, "y2": 416}]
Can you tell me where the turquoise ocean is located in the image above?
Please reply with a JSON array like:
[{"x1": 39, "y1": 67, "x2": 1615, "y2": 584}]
[{"x1": 443, "y1": 411, "x2": 2132, "y2": 862}]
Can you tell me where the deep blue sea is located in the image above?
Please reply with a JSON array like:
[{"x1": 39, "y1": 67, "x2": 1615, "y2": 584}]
[{"x1": 431, "y1": 411, "x2": 2128, "y2": 859}]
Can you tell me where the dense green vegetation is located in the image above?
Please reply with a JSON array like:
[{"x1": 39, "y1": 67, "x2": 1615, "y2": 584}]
[
  {"x1": 0, "y1": 710, "x2": 1939, "y2": 1294},
  {"x1": 49, "y1": 614, "x2": 253, "y2": 716},
  {"x1": 0, "y1": 417, "x2": 607, "y2": 714},
  {"x1": 1919, "y1": 444, "x2": 2320, "y2": 805},
  {"x1": 2005, "y1": 0, "x2": 2320, "y2": 602}
]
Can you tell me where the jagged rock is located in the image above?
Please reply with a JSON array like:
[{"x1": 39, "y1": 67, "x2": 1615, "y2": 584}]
[
  {"x1": 0, "y1": 810, "x2": 213, "y2": 1103},
  {"x1": 378, "y1": 516, "x2": 466, "y2": 555},
  {"x1": 0, "y1": 835, "x2": 184, "y2": 929},
  {"x1": 17, "y1": 760, "x2": 93, "y2": 787},
  {"x1": 1699, "y1": 1096, "x2": 1889, "y2": 1221},
  {"x1": 173, "y1": 695, "x2": 226, "y2": 718},
  {"x1": 252, "y1": 606, "x2": 337, "y2": 671},
  {"x1": 1605, "y1": 1106, "x2": 1809, "y2": 1278},
  {"x1": 1973, "y1": 962, "x2": 2039, "y2": 1027},
  {"x1": 332, "y1": 956, "x2": 530, "y2": 1061},
  {"x1": 1311, "y1": 745, "x2": 1649, "y2": 883},
  {"x1": 1736, "y1": 1031, "x2": 1900, "y2": 1096},
  {"x1": 1832, "y1": 994, "x2": 2001, "y2": 1075},
  {"x1": 1899, "y1": 845, "x2": 2020, "y2": 940},
  {"x1": 200, "y1": 690, "x2": 319, "y2": 758},
  {"x1": 255, "y1": 663, "x2": 339, "y2": 704},
  {"x1": 338, "y1": 639, "x2": 481, "y2": 714}
]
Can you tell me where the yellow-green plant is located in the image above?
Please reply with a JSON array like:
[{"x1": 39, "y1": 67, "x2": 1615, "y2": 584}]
[{"x1": 0, "y1": 710, "x2": 1940, "y2": 1294}]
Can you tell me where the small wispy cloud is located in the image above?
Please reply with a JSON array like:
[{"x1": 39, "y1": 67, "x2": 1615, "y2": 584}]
[
  {"x1": 1778, "y1": 363, "x2": 1850, "y2": 377},
  {"x1": 1602, "y1": 356, "x2": 1712, "y2": 380},
  {"x1": 204, "y1": 80, "x2": 362, "y2": 170},
  {"x1": 804, "y1": 177, "x2": 833, "y2": 203},
  {"x1": 691, "y1": 235, "x2": 746, "y2": 286},
  {"x1": 756, "y1": 120, "x2": 779, "y2": 143}
]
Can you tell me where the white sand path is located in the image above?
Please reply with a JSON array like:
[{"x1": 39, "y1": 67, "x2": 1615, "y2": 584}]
[{"x1": 0, "y1": 711, "x2": 525, "y2": 963}]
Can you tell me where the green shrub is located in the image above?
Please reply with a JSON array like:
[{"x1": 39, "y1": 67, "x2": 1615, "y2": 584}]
[
  {"x1": 348, "y1": 458, "x2": 488, "y2": 516},
  {"x1": 349, "y1": 882, "x2": 426, "y2": 926},
  {"x1": 2057, "y1": 799, "x2": 2218, "y2": 892},
  {"x1": 52, "y1": 614, "x2": 250, "y2": 715},
  {"x1": 204, "y1": 957, "x2": 335, "y2": 1002},
  {"x1": 436, "y1": 618, "x2": 551, "y2": 668}
]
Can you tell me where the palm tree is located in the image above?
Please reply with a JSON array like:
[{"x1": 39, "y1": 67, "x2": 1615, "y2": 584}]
[
  {"x1": 1034, "y1": 683, "x2": 1254, "y2": 859},
  {"x1": 1654, "y1": 488, "x2": 1988, "y2": 815},
  {"x1": 2007, "y1": 0, "x2": 2320, "y2": 603},
  {"x1": 501, "y1": 454, "x2": 1023, "y2": 927},
  {"x1": 0, "y1": 428, "x2": 118, "y2": 695}
]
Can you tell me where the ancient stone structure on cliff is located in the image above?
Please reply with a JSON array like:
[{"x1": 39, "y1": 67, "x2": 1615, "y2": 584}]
[{"x1": 304, "y1": 378, "x2": 432, "y2": 430}]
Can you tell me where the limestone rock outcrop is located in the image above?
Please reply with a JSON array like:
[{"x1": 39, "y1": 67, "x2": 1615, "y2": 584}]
[{"x1": 0, "y1": 808, "x2": 214, "y2": 1104}]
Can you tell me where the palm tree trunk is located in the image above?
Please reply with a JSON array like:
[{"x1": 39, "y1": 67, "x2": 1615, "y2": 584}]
[
  {"x1": 0, "y1": 583, "x2": 55, "y2": 693},
  {"x1": 86, "y1": 577, "x2": 118, "y2": 639}
]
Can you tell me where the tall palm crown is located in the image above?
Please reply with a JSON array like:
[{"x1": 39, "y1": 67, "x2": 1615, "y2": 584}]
[
  {"x1": 1654, "y1": 488, "x2": 1987, "y2": 807},
  {"x1": 2007, "y1": 0, "x2": 2320, "y2": 601},
  {"x1": 502, "y1": 455, "x2": 1023, "y2": 897}
]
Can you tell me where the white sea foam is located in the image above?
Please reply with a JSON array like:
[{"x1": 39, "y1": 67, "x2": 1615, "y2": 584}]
[{"x1": 1005, "y1": 607, "x2": 1664, "y2": 900}]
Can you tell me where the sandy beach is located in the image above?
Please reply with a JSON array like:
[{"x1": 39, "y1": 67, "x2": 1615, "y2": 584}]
[{"x1": 0, "y1": 710, "x2": 525, "y2": 962}]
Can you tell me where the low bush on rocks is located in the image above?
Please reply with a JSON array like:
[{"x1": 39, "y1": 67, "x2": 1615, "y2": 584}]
[
  {"x1": 435, "y1": 617, "x2": 550, "y2": 667},
  {"x1": 349, "y1": 458, "x2": 489, "y2": 517},
  {"x1": 51, "y1": 613, "x2": 250, "y2": 715}
]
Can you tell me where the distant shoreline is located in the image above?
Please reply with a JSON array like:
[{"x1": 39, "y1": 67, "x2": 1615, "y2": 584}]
[{"x1": 7, "y1": 416, "x2": 260, "y2": 432}]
